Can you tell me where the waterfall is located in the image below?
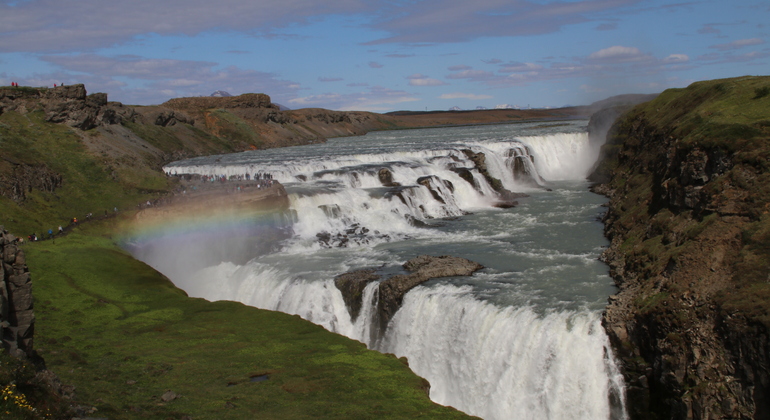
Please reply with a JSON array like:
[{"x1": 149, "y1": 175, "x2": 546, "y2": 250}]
[{"x1": 135, "y1": 123, "x2": 627, "y2": 420}]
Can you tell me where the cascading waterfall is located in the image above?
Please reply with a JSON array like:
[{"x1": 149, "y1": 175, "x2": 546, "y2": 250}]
[{"x1": 131, "y1": 121, "x2": 627, "y2": 420}]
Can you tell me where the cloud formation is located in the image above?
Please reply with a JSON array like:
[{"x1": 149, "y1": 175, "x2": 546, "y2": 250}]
[
  {"x1": 288, "y1": 86, "x2": 419, "y2": 111},
  {"x1": 39, "y1": 54, "x2": 302, "y2": 105},
  {"x1": 407, "y1": 74, "x2": 447, "y2": 86},
  {"x1": 0, "y1": 0, "x2": 370, "y2": 53},
  {"x1": 366, "y1": 0, "x2": 642, "y2": 44},
  {"x1": 709, "y1": 38, "x2": 765, "y2": 51}
]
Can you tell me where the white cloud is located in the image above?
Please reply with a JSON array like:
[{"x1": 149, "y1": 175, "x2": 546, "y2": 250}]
[
  {"x1": 366, "y1": 0, "x2": 642, "y2": 44},
  {"x1": 662, "y1": 54, "x2": 689, "y2": 64},
  {"x1": 407, "y1": 74, "x2": 447, "y2": 86},
  {"x1": 289, "y1": 86, "x2": 419, "y2": 111},
  {"x1": 446, "y1": 69, "x2": 496, "y2": 81},
  {"x1": 38, "y1": 54, "x2": 303, "y2": 105},
  {"x1": 0, "y1": 0, "x2": 371, "y2": 53},
  {"x1": 587, "y1": 45, "x2": 649, "y2": 62},
  {"x1": 498, "y1": 62, "x2": 544, "y2": 73}
]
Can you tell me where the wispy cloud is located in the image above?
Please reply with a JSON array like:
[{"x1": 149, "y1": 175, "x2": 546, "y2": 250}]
[
  {"x1": 288, "y1": 86, "x2": 419, "y2": 111},
  {"x1": 0, "y1": 0, "x2": 372, "y2": 53},
  {"x1": 39, "y1": 54, "x2": 302, "y2": 105},
  {"x1": 595, "y1": 22, "x2": 617, "y2": 31},
  {"x1": 319, "y1": 77, "x2": 344, "y2": 82},
  {"x1": 407, "y1": 74, "x2": 447, "y2": 86},
  {"x1": 709, "y1": 38, "x2": 765, "y2": 50},
  {"x1": 366, "y1": 0, "x2": 642, "y2": 44}
]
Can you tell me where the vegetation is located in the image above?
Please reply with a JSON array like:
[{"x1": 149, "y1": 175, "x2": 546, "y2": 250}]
[
  {"x1": 0, "y1": 106, "x2": 473, "y2": 418},
  {"x1": 22, "y1": 225, "x2": 468, "y2": 419}
]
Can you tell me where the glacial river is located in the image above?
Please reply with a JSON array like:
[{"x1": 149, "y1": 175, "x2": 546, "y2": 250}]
[{"x1": 129, "y1": 120, "x2": 627, "y2": 420}]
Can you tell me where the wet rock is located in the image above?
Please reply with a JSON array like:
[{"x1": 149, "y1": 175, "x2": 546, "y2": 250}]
[
  {"x1": 377, "y1": 255, "x2": 483, "y2": 333},
  {"x1": 378, "y1": 168, "x2": 401, "y2": 187},
  {"x1": 334, "y1": 255, "x2": 483, "y2": 337},
  {"x1": 334, "y1": 269, "x2": 381, "y2": 321}
]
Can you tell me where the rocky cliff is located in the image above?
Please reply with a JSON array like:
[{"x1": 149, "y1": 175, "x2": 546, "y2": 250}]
[
  {"x1": 592, "y1": 76, "x2": 770, "y2": 419},
  {"x1": 0, "y1": 227, "x2": 35, "y2": 359}
]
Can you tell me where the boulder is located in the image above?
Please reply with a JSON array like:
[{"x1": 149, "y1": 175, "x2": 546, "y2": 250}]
[
  {"x1": 334, "y1": 255, "x2": 484, "y2": 336},
  {"x1": 378, "y1": 168, "x2": 401, "y2": 187},
  {"x1": 333, "y1": 269, "x2": 381, "y2": 321}
]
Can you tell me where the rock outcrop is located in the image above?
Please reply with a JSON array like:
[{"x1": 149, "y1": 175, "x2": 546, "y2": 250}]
[
  {"x1": 461, "y1": 149, "x2": 525, "y2": 207},
  {"x1": 334, "y1": 255, "x2": 484, "y2": 336},
  {"x1": 0, "y1": 162, "x2": 62, "y2": 203},
  {"x1": 0, "y1": 227, "x2": 35, "y2": 359},
  {"x1": 0, "y1": 84, "x2": 135, "y2": 130},
  {"x1": 593, "y1": 76, "x2": 770, "y2": 419}
]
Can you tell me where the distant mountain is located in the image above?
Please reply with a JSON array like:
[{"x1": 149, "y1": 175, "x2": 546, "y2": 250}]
[
  {"x1": 494, "y1": 104, "x2": 513, "y2": 109},
  {"x1": 449, "y1": 106, "x2": 462, "y2": 111},
  {"x1": 475, "y1": 106, "x2": 487, "y2": 110},
  {"x1": 210, "y1": 90, "x2": 232, "y2": 97}
]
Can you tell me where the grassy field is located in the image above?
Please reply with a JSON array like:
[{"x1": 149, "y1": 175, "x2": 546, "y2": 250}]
[{"x1": 18, "y1": 222, "x2": 471, "y2": 419}]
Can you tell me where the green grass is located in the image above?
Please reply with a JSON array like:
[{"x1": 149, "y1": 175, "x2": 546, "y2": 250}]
[
  {"x1": 0, "y1": 111, "x2": 170, "y2": 235},
  {"x1": 25, "y1": 224, "x2": 472, "y2": 419},
  {"x1": 206, "y1": 109, "x2": 263, "y2": 149}
]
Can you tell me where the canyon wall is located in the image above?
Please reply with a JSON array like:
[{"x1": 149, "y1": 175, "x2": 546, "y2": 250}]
[{"x1": 592, "y1": 76, "x2": 770, "y2": 419}]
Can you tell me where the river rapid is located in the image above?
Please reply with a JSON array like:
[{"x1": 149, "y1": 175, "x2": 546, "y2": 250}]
[{"x1": 130, "y1": 120, "x2": 627, "y2": 420}]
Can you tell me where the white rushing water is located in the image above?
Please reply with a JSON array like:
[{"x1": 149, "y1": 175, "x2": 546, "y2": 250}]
[{"x1": 131, "y1": 121, "x2": 627, "y2": 419}]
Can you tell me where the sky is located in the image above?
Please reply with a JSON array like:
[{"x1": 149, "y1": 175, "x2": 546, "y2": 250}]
[{"x1": 1, "y1": 0, "x2": 768, "y2": 112}]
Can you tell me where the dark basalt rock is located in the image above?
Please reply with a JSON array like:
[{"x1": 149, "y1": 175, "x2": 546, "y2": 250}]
[
  {"x1": 378, "y1": 168, "x2": 401, "y2": 187},
  {"x1": 334, "y1": 269, "x2": 381, "y2": 322},
  {"x1": 377, "y1": 255, "x2": 483, "y2": 333},
  {"x1": 333, "y1": 255, "x2": 483, "y2": 338},
  {"x1": 1, "y1": 226, "x2": 35, "y2": 359}
]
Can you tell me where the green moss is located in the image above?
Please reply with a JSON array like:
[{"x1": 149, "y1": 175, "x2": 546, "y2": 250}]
[
  {"x1": 0, "y1": 111, "x2": 171, "y2": 235},
  {"x1": 207, "y1": 109, "x2": 263, "y2": 149},
  {"x1": 637, "y1": 292, "x2": 670, "y2": 314},
  {"x1": 26, "y1": 228, "x2": 470, "y2": 419}
]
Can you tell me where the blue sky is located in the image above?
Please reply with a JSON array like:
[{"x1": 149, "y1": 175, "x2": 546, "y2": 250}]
[{"x1": 1, "y1": 0, "x2": 768, "y2": 112}]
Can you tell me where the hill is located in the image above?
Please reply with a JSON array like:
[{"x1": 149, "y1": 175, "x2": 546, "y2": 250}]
[{"x1": 591, "y1": 76, "x2": 770, "y2": 419}]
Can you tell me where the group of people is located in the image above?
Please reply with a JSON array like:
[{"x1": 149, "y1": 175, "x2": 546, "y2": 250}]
[
  {"x1": 7, "y1": 82, "x2": 64, "y2": 87},
  {"x1": 168, "y1": 172, "x2": 274, "y2": 182},
  {"x1": 22, "y1": 208, "x2": 119, "y2": 244}
]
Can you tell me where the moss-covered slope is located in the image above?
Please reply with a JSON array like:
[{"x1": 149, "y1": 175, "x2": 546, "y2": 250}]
[
  {"x1": 593, "y1": 76, "x2": 770, "y2": 419},
  {"x1": 0, "y1": 86, "x2": 478, "y2": 418},
  {"x1": 25, "y1": 226, "x2": 471, "y2": 419}
]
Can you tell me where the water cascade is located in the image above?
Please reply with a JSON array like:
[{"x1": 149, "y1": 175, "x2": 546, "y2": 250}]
[{"x1": 128, "y1": 121, "x2": 626, "y2": 419}]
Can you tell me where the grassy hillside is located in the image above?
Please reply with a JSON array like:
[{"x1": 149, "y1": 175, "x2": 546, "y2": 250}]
[
  {"x1": 0, "y1": 104, "x2": 475, "y2": 418},
  {"x1": 22, "y1": 224, "x2": 470, "y2": 419},
  {"x1": 0, "y1": 110, "x2": 173, "y2": 236}
]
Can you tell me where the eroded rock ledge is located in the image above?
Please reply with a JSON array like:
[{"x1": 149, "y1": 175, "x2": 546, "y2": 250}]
[
  {"x1": 334, "y1": 255, "x2": 484, "y2": 335},
  {"x1": 592, "y1": 77, "x2": 770, "y2": 419}
]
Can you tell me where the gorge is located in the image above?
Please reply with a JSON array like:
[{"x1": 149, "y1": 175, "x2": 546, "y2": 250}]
[{"x1": 1, "y1": 77, "x2": 769, "y2": 419}]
